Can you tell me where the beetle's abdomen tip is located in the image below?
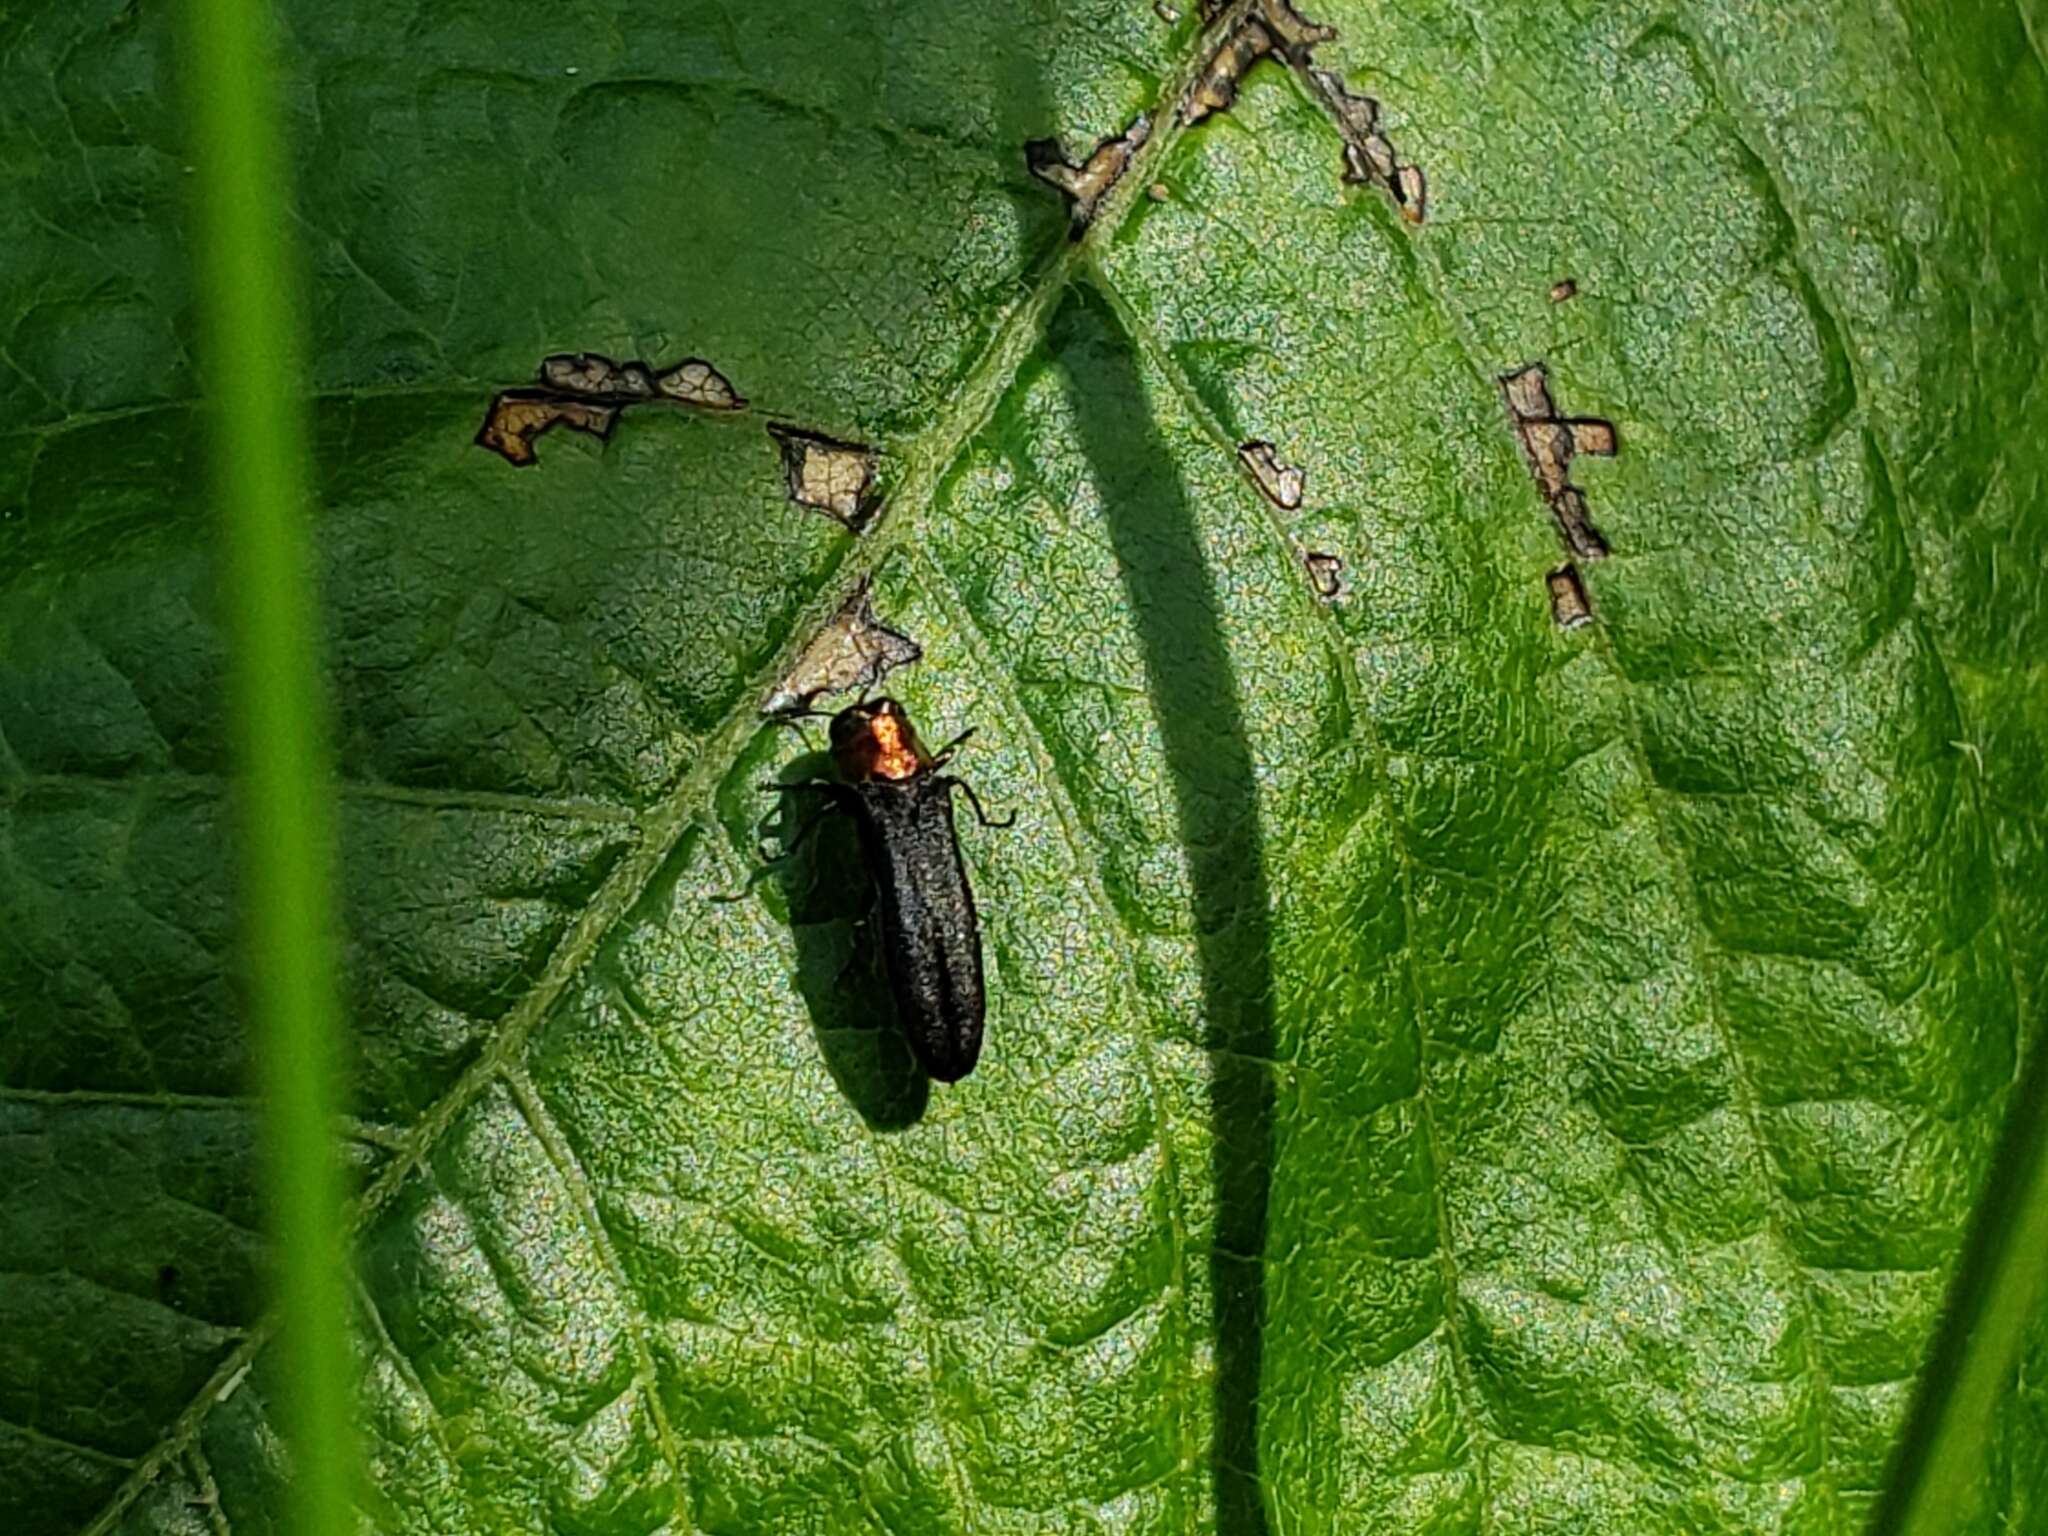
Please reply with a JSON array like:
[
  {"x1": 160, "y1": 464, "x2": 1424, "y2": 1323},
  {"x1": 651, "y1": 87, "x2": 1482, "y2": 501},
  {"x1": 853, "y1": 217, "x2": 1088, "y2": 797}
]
[{"x1": 919, "y1": 1042, "x2": 981, "y2": 1083}]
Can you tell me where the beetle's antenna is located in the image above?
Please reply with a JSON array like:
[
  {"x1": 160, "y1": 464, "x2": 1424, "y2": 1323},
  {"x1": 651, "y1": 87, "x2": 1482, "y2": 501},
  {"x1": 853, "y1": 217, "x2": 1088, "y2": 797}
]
[
  {"x1": 766, "y1": 709, "x2": 832, "y2": 753},
  {"x1": 931, "y1": 726, "x2": 978, "y2": 766}
]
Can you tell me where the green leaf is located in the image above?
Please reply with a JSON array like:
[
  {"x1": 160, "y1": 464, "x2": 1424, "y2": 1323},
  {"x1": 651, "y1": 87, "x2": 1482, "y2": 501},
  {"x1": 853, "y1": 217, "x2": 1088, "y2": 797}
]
[{"x1": 3, "y1": 0, "x2": 2044, "y2": 1532}]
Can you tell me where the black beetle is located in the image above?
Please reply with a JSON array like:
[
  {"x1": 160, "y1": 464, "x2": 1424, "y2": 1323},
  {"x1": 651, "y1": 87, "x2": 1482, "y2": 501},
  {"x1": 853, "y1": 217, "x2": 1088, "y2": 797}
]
[{"x1": 777, "y1": 698, "x2": 1007, "y2": 1082}]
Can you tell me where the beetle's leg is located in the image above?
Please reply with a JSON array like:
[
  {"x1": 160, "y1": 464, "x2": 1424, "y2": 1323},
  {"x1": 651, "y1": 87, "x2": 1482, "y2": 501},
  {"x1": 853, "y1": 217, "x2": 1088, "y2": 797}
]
[
  {"x1": 710, "y1": 862, "x2": 783, "y2": 904},
  {"x1": 943, "y1": 775, "x2": 1015, "y2": 829},
  {"x1": 713, "y1": 784, "x2": 843, "y2": 902},
  {"x1": 759, "y1": 781, "x2": 845, "y2": 862}
]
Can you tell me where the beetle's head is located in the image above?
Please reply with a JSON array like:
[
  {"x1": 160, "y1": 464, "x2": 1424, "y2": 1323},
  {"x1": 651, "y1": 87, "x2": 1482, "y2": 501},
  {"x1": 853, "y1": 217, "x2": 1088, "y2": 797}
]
[{"x1": 829, "y1": 697, "x2": 931, "y2": 784}]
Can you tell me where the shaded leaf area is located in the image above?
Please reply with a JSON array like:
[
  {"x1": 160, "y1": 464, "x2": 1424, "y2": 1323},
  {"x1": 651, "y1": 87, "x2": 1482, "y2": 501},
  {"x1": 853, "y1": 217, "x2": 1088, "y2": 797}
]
[
  {"x1": 1, "y1": 0, "x2": 2044, "y2": 1533},
  {"x1": 0, "y1": 0, "x2": 1167, "y2": 439}
]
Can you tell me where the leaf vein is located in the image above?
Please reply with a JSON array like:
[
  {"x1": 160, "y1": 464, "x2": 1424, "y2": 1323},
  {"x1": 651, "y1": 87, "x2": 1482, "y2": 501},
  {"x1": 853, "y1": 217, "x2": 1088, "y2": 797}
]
[
  {"x1": 498, "y1": 1066, "x2": 695, "y2": 1524},
  {"x1": 911, "y1": 543, "x2": 1205, "y2": 1531}
]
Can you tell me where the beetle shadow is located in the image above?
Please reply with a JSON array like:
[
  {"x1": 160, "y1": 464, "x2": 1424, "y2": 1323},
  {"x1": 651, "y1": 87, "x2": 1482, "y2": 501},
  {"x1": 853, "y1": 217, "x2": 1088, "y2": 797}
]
[
  {"x1": 973, "y1": 25, "x2": 1277, "y2": 1527},
  {"x1": 1053, "y1": 284, "x2": 1278, "y2": 1536},
  {"x1": 763, "y1": 752, "x2": 931, "y2": 1130}
]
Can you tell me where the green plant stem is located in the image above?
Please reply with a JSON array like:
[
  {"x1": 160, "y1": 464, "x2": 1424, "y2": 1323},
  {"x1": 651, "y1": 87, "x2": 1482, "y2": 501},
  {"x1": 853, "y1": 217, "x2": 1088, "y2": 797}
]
[
  {"x1": 180, "y1": 0, "x2": 353, "y2": 1529},
  {"x1": 1875, "y1": 1037, "x2": 2048, "y2": 1535}
]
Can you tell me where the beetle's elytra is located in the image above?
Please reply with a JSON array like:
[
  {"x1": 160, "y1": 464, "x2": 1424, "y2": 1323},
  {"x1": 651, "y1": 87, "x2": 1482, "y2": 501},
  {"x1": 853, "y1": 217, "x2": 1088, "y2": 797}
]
[{"x1": 780, "y1": 698, "x2": 995, "y2": 1082}]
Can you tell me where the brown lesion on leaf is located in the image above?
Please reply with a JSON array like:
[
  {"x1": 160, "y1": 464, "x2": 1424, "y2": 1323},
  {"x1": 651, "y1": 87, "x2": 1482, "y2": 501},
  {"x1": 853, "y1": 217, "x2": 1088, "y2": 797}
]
[
  {"x1": 475, "y1": 395, "x2": 621, "y2": 467},
  {"x1": 1393, "y1": 164, "x2": 1428, "y2": 222},
  {"x1": 1027, "y1": 115, "x2": 1152, "y2": 238},
  {"x1": 1181, "y1": 2, "x2": 1427, "y2": 223},
  {"x1": 1237, "y1": 440, "x2": 1305, "y2": 509},
  {"x1": 1502, "y1": 364, "x2": 1617, "y2": 563},
  {"x1": 1301, "y1": 65, "x2": 1426, "y2": 223},
  {"x1": 475, "y1": 351, "x2": 747, "y2": 466},
  {"x1": 1501, "y1": 364, "x2": 1619, "y2": 624},
  {"x1": 1261, "y1": 0, "x2": 1341, "y2": 52},
  {"x1": 536, "y1": 353, "x2": 746, "y2": 409},
  {"x1": 656, "y1": 359, "x2": 745, "y2": 409},
  {"x1": 1183, "y1": 18, "x2": 1277, "y2": 124},
  {"x1": 762, "y1": 576, "x2": 921, "y2": 715},
  {"x1": 768, "y1": 424, "x2": 880, "y2": 531},
  {"x1": 1550, "y1": 278, "x2": 1579, "y2": 303},
  {"x1": 1228, "y1": 432, "x2": 1336, "y2": 597},
  {"x1": 1225, "y1": 423, "x2": 1341, "y2": 600},
  {"x1": 1182, "y1": 2, "x2": 1334, "y2": 126},
  {"x1": 1547, "y1": 564, "x2": 1593, "y2": 629},
  {"x1": 1303, "y1": 549, "x2": 1345, "y2": 602}
]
